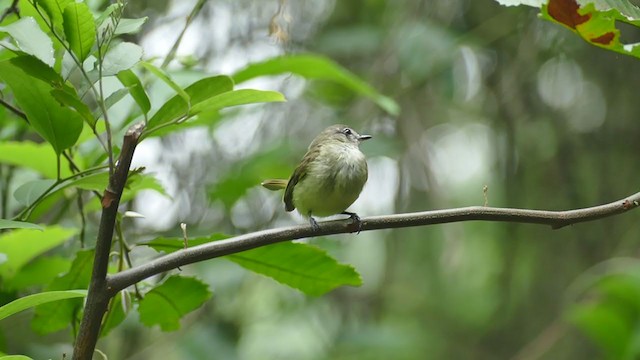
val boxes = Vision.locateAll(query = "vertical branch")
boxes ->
[72,123,145,360]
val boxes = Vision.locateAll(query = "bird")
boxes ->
[261,124,371,231]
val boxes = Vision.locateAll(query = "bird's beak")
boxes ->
[358,134,372,141]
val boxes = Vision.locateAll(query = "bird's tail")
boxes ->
[261,179,288,191]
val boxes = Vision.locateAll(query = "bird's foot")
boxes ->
[309,217,320,231]
[342,212,362,234]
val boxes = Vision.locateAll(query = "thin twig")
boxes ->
[106,191,640,294]
[161,0,206,69]
[13,164,109,221]
[76,191,86,248]
[0,0,20,23]
[0,98,28,122]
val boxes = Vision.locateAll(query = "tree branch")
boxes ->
[73,123,145,360]
[106,191,640,294]
[0,98,28,123]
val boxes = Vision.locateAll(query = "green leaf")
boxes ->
[34,0,73,31]
[95,2,121,27]
[144,112,221,139]
[64,171,109,192]
[0,219,43,231]
[567,302,631,359]
[100,87,131,118]
[125,172,169,197]
[32,249,93,334]
[145,233,362,296]
[539,0,640,59]
[232,54,399,115]
[101,291,128,337]
[188,89,285,116]
[50,88,96,127]
[4,256,71,291]
[13,179,57,206]
[140,61,190,104]
[0,17,55,66]
[102,42,143,76]
[138,275,212,331]
[0,141,74,179]
[0,290,87,322]
[117,69,151,114]
[228,242,362,296]
[63,2,96,62]
[114,17,148,35]
[0,226,77,279]
[0,57,84,154]
[4,53,62,85]
[146,75,233,129]
[0,355,34,360]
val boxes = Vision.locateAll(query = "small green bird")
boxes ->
[262,124,371,230]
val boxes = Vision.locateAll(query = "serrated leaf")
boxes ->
[141,235,362,295]
[0,17,54,66]
[140,61,189,104]
[0,226,76,279]
[0,57,84,154]
[102,42,143,76]
[146,75,233,129]
[0,290,87,322]
[538,0,640,58]
[228,242,362,296]
[5,54,63,85]
[232,54,399,115]
[63,2,96,62]
[125,172,169,197]
[0,219,43,231]
[32,249,93,334]
[34,0,73,31]
[188,89,285,116]
[117,69,151,114]
[138,275,212,331]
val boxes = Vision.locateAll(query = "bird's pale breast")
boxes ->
[292,143,368,218]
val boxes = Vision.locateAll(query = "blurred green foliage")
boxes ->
[0,0,639,359]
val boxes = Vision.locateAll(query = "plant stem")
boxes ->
[107,191,640,293]
[73,123,144,360]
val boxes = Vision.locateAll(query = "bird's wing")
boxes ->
[284,149,316,212]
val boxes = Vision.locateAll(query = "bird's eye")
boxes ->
[342,128,352,135]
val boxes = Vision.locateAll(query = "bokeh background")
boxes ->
[6,0,640,358]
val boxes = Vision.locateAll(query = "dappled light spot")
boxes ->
[536,57,583,110]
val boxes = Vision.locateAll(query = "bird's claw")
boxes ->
[309,217,320,231]
[343,212,362,234]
